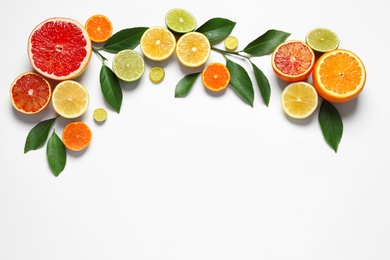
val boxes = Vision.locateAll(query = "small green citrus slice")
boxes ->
[305,28,339,53]
[224,35,238,51]
[112,49,145,82]
[165,8,197,34]
[149,66,165,83]
[93,108,107,122]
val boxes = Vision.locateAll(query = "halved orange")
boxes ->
[271,40,315,82]
[202,62,230,92]
[85,14,113,43]
[312,49,366,103]
[140,26,176,61]
[62,121,92,151]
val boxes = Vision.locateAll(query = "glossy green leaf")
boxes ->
[100,64,123,113]
[46,130,66,177]
[103,27,149,53]
[251,62,271,106]
[24,117,57,153]
[175,72,200,98]
[242,29,291,56]
[319,100,343,153]
[226,59,254,107]
[196,18,236,43]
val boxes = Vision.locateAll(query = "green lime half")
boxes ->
[93,108,107,122]
[149,66,165,83]
[224,35,239,51]
[112,49,145,82]
[165,8,197,34]
[306,28,339,53]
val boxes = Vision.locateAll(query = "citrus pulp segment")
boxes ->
[281,82,318,119]
[112,49,145,82]
[149,66,165,83]
[85,14,113,43]
[224,35,239,51]
[93,108,107,122]
[176,32,211,68]
[202,62,231,92]
[52,80,89,118]
[140,26,176,61]
[271,40,315,82]
[165,8,197,34]
[312,49,366,103]
[28,17,92,81]
[10,72,52,114]
[62,121,92,151]
[306,28,339,53]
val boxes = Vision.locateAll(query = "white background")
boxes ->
[1,0,389,259]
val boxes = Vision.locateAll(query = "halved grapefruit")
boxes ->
[28,17,92,81]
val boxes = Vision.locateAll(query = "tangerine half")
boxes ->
[202,62,230,92]
[85,14,113,43]
[62,121,92,151]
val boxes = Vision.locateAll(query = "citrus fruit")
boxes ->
[93,108,107,122]
[85,14,113,43]
[281,82,318,119]
[10,72,52,114]
[176,32,211,68]
[271,40,315,82]
[149,66,165,83]
[224,35,239,51]
[165,8,197,34]
[112,49,145,82]
[202,62,230,92]
[52,80,89,118]
[62,121,92,151]
[28,17,92,81]
[140,26,176,61]
[306,28,339,53]
[312,49,366,103]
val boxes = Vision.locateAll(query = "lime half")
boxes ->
[149,66,165,83]
[224,35,239,51]
[306,28,339,53]
[112,49,145,82]
[93,108,107,122]
[165,8,197,34]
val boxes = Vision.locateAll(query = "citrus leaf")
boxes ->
[100,64,123,113]
[175,72,200,98]
[46,130,66,177]
[251,62,271,106]
[226,59,254,107]
[242,29,291,56]
[103,27,149,53]
[319,100,343,153]
[24,117,57,153]
[196,18,236,43]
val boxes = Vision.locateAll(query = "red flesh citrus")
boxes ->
[28,17,92,81]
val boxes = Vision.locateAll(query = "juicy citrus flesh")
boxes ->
[224,35,239,51]
[85,14,113,42]
[165,8,197,34]
[313,49,366,103]
[272,40,315,82]
[52,80,89,118]
[149,66,165,83]
[93,108,107,122]
[10,72,51,114]
[62,121,92,151]
[28,17,92,81]
[281,82,318,119]
[176,32,211,68]
[202,62,231,92]
[112,49,145,82]
[306,28,339,53]
[140,26,176,61]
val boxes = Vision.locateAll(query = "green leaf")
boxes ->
[251,62,271,106]
[24,117,57,153]
[242,29,291,56]
[103,27,149,53]
[319,100,343,153]
[226,59,254,107]
[100,64,123,113]
[46,130,66,177]
[175,72,200,98]
[196,18,236,43]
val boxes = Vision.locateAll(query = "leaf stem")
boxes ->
[211,46,250,61]
[92,47,108,63]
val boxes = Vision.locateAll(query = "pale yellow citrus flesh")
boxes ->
[112,49,145,82]
[140,26,176,61]
[281,82,318,119]
[176,32,211,68]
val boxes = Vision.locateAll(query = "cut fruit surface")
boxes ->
[272,40,315,82]
[149,66,165,83]
[93,108,107,122]
[140,26,176,61]
[202,62,230,92]
[224,35,238,51]
[176,32,211,68]
[312,49,366,103]
[306,28,339,53]
[52,80,89,118]
[112,49,145,82]
[85,14,113,43]
[62,121,92,151]
[165,8,197,34]
[10,72,52,114]
[281,82,318,119]
[28,17,92,81]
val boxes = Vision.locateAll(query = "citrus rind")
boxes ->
[165,8,197,34]
[281,82,318,119]
[306,28,339,53]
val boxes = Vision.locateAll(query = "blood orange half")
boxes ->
[28,17,92,81]
[10,72,52,114]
